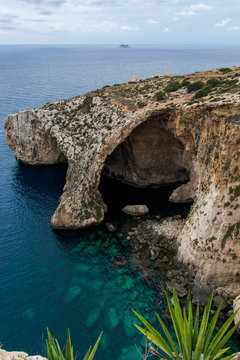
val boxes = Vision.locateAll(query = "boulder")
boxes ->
[192,283,212,306]
[105,222,117,232]
[121,205,149,216]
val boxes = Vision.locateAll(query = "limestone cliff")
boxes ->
[4,67,240,295]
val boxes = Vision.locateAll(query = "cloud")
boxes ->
[215,18,230,27]
[229,25,240,30]
[148,18,159,24]
[121,25,139,31]
[178,2,212,17]
[190,3,212,11]
[163,27,169,32]
[178,10,199,16]
[173,16,178,21]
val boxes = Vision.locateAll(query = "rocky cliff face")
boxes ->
[4,67,240,296]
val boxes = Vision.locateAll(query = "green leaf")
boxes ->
[193,290,214,360]
[165,292,184,354]
[65,329,73,360]
[83,347,92,360]
[220,353,240,360]
[208,321,240,360]
[187,289,193,337]
[133,309,175,358]
[206,309,240,358]
[156,313,181,360]
[86,331,103,360]
[203,301,222,354]
[212,347,230,360]
[134,325,175,359]
[192,302,200,350]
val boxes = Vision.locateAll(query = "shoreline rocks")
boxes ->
[0,349,46,360]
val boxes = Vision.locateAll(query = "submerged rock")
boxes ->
[121,205,149,216]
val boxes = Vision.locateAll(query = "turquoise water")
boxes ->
[1,45,240,358]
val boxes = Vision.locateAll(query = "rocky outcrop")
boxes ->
[0,349,46,360]
[4,67,240,295]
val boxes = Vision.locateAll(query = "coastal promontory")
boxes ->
[5,67,240,297]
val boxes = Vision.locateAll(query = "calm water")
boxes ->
[1,45,240,358]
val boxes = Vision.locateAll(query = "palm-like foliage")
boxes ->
[133,289,240,360]
[46,328,102,360]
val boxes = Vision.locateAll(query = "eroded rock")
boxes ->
[4,67,240,295]
[121,204,149,216]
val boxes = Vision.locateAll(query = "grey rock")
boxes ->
[213,295,227,310]
[162,256,169,263]
[192,283,212,306]
[105,222,117,232]
[121,204,149,216]
[166,281,187,298]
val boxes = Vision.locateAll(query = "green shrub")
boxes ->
[164,81,182,92]
[207,78,222,87]
[219,67,232,74]
[194,84,213,98]
[187,81,204,92]
[46,328,102,360]
[133,289,239,360]
[155,90,166,100]
[181,78,191,87]
[137,101,146,108]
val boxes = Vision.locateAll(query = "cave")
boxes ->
[99,115,193,220]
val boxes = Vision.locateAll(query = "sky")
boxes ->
[1,0,240,45]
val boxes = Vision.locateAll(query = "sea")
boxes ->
[1,45,240,359]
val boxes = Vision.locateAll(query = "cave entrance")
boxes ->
[99,115,193,221]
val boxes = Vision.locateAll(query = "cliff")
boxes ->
[4,67,240,296]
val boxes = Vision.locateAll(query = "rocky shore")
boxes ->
[110,213,238,321]
[0,349,46,360]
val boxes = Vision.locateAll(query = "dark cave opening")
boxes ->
[98,115,193,221]
[99,175,191,221]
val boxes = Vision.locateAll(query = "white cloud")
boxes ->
[148,18,159,24]
[215,18,230,27]
[178,2,212,17]
[229,25,240,30]
[121,25,139,31]
[178,10,199,16]
[173,16,178,21]
[163,27,169,32]
[190,3,212,11]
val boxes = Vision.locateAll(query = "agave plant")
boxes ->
[46,328,102,360]
[133,289,240,360]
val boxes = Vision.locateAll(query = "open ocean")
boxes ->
[1,45,240,359]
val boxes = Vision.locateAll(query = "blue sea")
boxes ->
[1,45,240,359]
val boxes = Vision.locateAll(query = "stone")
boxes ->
[0,350,47,360]
[121,205,149,216]
[213,295,227,310]
[166,281,187,298]
[105,222,117,232]
[192,284,212,306]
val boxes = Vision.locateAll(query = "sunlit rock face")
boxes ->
[4,67,240,295]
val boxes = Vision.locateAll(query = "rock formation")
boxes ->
[4,67,240,297]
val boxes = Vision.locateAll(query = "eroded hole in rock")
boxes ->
[99,115,193,220]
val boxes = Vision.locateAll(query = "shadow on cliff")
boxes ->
[12,161,68,203]
[99,175,192,222]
